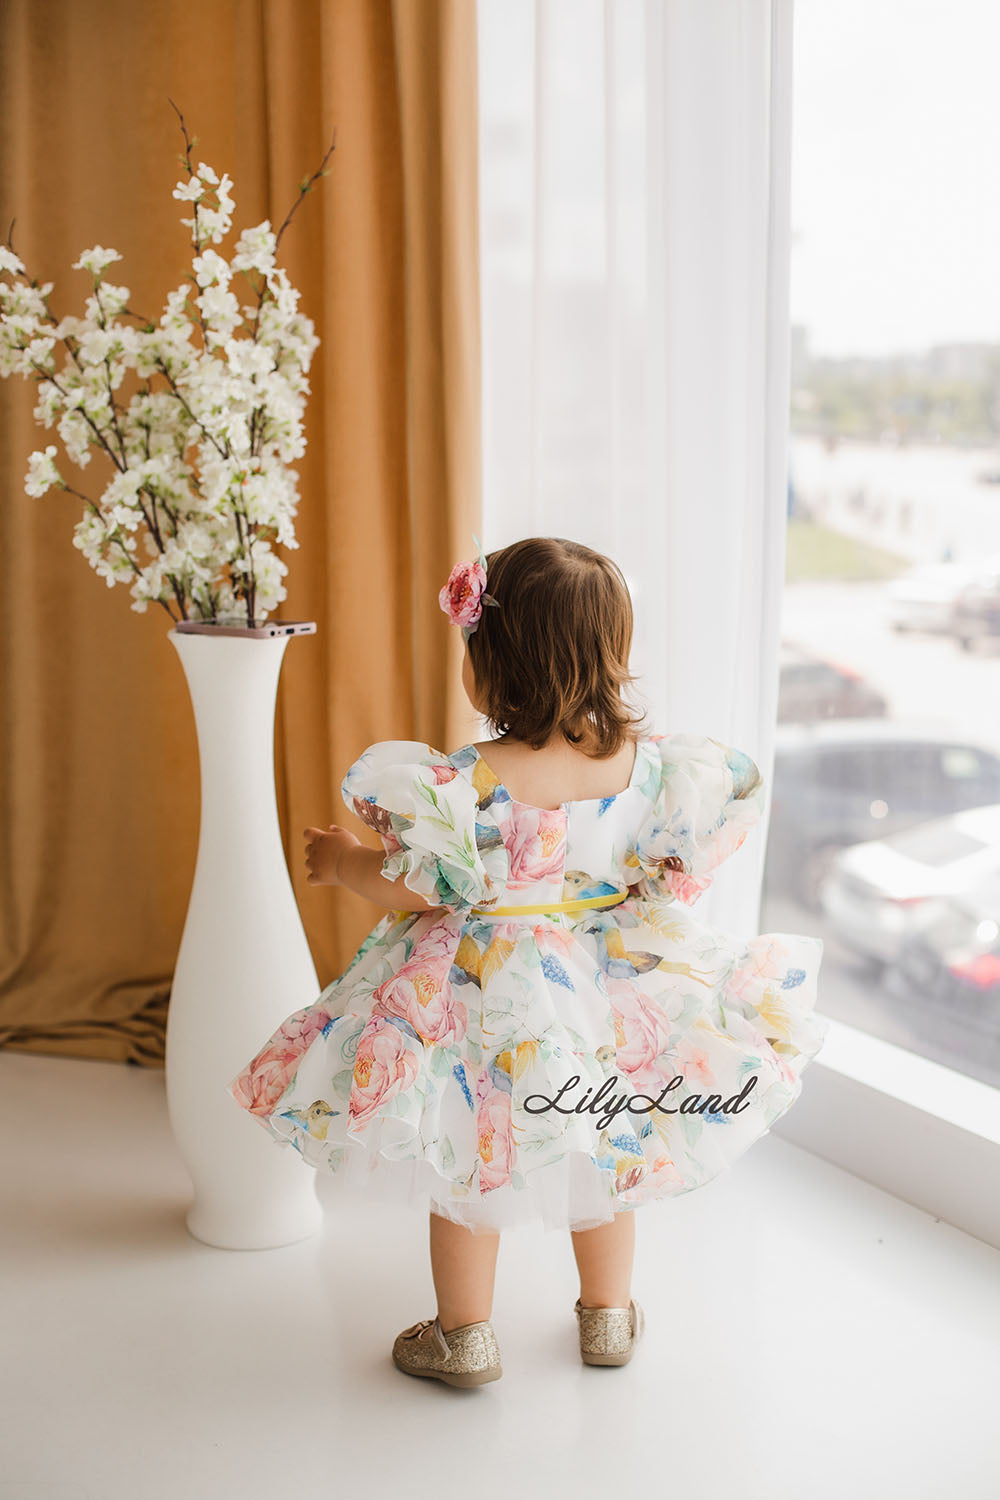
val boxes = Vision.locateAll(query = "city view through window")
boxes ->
[761,0,1000,1090]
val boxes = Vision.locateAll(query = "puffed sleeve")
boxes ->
[630,733,765,906]
[340,740,509,913]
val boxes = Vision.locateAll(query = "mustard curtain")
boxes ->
[0,0,483,1066]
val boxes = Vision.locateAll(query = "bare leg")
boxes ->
[570,1210,636,1307]
[429,1209,501,1332]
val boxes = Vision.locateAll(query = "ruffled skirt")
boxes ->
[226,896,828,1235]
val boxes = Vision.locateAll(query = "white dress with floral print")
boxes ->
[227,734,828,1235]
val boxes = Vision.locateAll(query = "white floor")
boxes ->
[2,1049,999,1500]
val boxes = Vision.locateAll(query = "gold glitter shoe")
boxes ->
[392,1315,503,1387]
[574,1297,645,1366]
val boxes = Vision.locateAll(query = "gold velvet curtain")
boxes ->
[0,0,483,1066]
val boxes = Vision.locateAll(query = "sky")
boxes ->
[476,0,999,363]
[791,0,1000,358]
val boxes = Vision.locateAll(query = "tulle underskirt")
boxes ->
[263,1110,643,1235]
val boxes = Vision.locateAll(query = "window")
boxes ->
[773,0,1000,1113]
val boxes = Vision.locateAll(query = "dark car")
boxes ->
[778,642,888,723]
[763,721,1000,911]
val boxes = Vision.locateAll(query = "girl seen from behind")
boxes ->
[228,535,827,1386]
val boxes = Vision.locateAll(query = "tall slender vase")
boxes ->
[166,629,324,1250]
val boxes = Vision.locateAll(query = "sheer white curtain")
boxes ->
[476,0,795,937]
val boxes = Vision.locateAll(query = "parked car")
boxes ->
[778,642,888,723]
[818,803,1000,966]
[764,721,1000,912]
[884,561,979,635]
[881,874,1000,1041]
[949,559,1000,651]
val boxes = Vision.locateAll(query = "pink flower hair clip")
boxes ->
[438,533,502,642]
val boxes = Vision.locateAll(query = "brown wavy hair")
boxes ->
[465,536,651,756]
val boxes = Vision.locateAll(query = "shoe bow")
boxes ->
[399,1316,452,1360]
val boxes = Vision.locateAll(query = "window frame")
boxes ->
[771,1016,1000,1252]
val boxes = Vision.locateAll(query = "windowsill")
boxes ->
[813,1017,1000,1146]
[772,1015,1000,1251]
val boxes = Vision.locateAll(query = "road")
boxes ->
[781,579,1000,746]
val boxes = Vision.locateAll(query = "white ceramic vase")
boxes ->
[166,628,324,1250]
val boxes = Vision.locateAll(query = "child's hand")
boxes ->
[303,823,361,886]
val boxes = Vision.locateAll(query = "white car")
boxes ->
[819,803,1000,966]
[884,561,981,634]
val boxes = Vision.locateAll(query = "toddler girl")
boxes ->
[228,534,827,1387]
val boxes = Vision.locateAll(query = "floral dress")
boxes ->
[227,734,828,1235]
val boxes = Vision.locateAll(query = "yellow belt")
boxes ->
[469,891,630,917]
